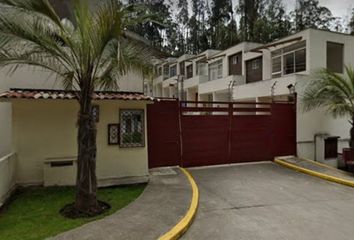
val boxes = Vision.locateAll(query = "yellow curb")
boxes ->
[158,167,199,240]
[300,157,350,174]
[275,158,354,188]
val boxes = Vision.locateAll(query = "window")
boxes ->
[246,57,263,83]
[251,59,261,70]
[186,64,193,79]
[229,53,242,75]
[272,56,282,78]
[120,110,144,148]
[208,60,223,81]
[163,65,169,79]
[158,67,162,76]
[327,42,344,73]
[295,49,306,72]
[196,62,207,76]
[180,61,185,75]
[170,65,177,78]
[271,40,306,78]
[283,52,295,74]
[232,55,239,64]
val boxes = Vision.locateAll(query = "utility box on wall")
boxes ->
[43,157,77,187]
[315,134,339,167]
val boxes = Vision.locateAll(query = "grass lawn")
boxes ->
[0,184,146,240]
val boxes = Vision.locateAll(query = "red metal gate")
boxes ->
[147,100,181,168]
[147,100,296,168]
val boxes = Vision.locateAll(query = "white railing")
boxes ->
[0,152,16,207]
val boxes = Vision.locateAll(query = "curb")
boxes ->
[158,167,199,240]
[275,158,354,188]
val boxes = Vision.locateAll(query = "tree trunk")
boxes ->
[75,92,99,214]
[351,117,354,149]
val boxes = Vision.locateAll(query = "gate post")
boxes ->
[227,102,233,164]
[178,99,184,167]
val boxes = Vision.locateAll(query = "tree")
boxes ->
[127,0,171,50]
[292,0,335,31]
[209,0,238,49]
[349,8,354,35]
[237,0,264,41]
[0,0,152,216]
[302,67,354,148]
[176,0,189,53]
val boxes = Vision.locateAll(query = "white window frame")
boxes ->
[208,59,223,81]
[232,55,239,65]
[251,59,261,70]
[271,42,306,78]
[169,65,177,78]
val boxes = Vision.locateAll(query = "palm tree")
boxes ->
[302,67,354,148]
[0,0,154,215]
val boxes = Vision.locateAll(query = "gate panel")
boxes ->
[147,100,180,168]
[147,100,296,168]
[231,116,273,163]
[181,115,229,167]
[271,103,297,157]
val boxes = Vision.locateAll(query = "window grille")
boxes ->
[108,124,119,145]
[92,105,99,122]
[120,110,145,148]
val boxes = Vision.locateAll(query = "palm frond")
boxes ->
[0,0,62,27]
[302,68,354,118]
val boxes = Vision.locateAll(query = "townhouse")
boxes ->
[150,29,354,163]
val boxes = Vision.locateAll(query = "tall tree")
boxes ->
[176,0,189,54]
[237,0,264,42]
[188,0,206,53]
[292,0,335,31]
[251,0,291,43]
[0,0,153,215]
[349,8,354,35]
[127,0,171,50]
[209,0,238,49]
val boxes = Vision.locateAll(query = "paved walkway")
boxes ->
[276,156,354,182]
[54,167,192,240]
[183,162,354,240]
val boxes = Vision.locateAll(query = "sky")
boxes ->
[230,0,354,19]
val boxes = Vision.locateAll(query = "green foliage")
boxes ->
[349,8,354,35]
[0,0,154,92]
[302,67,354,119]
[237,0,291,43]
[291,0,335,31]
[209,0,238,50]
[0,185,146,240]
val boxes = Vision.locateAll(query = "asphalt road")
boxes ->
[183,162,354,240]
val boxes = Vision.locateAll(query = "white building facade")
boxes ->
[151,29,354,162]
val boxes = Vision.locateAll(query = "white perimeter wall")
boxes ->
[0,153,16,207]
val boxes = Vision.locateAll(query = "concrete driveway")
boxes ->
[182,162,354,240]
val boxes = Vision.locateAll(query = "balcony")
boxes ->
[153,74,170,85]
[233,73,308,100]
[199,75,245,95]
[184,75,208,89]
[162,76,177,88]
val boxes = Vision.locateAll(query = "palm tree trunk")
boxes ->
[75,91,99,214]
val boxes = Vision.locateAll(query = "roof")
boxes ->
[0,89,154,101]
[250,36,303,52]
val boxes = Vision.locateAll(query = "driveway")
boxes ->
[183,162,354,240]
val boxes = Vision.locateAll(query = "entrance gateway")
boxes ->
[147,99,296,168]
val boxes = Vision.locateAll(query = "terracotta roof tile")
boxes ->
[0,89,154,101]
